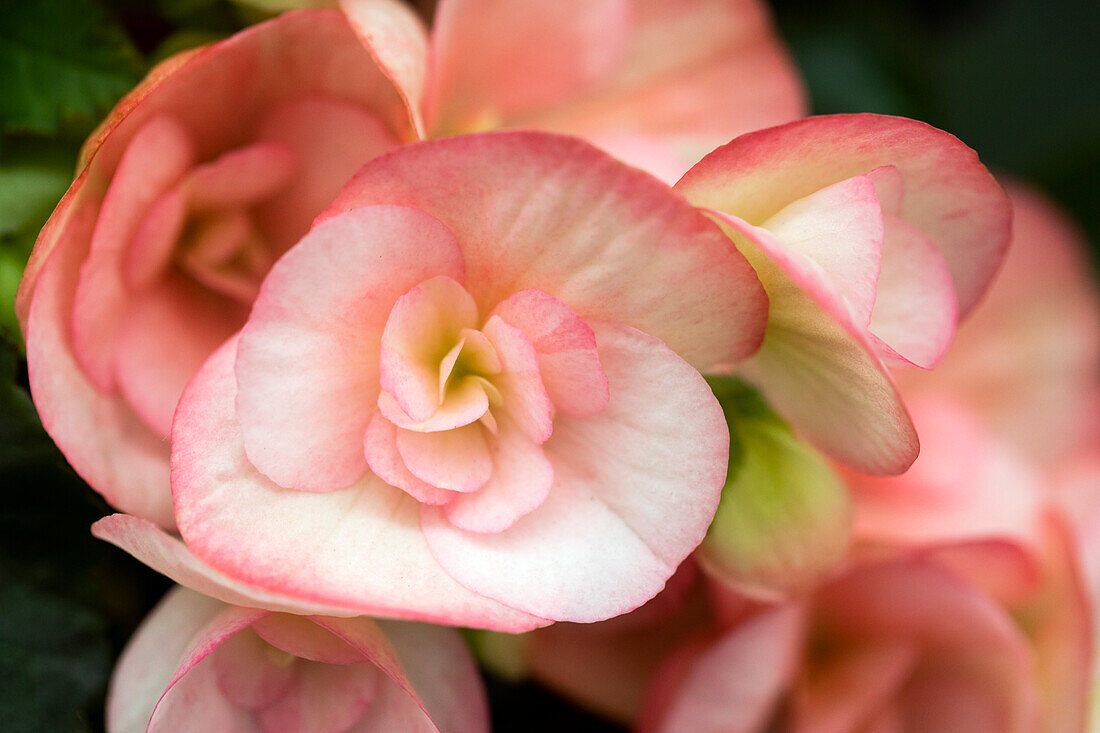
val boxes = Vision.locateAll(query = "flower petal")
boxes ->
[849,399,1044,556]
[868,212,958,368]
[421,321,728,622]
[520,0,808,178]
[379,275,479,423]
[396,423,492,493]
[441,417,554,533]
[760,172,883,329]
[254,95,402,255]
[490,289,608,417]
[71,115,196,392]
[321,131,768,370]
[339,0,430,137]
[114,276,244,438]
[147,603,270,731]
[424,0,631,132]
[254,661,380,732]
[235,205,464,492]
[28,223,175,527]
[713,212,918,475]
[211,627,298,710]
[183,141,296,211]
[482,315,553,443]
[106,587,227,733]
[639,605,805,733]
[363,412,458,505]
[92,514,368,617]
[171,339,548,631]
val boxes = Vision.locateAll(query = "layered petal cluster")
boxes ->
[17,10,413,527]
[676,114,1012,475]
[155,132,766,629]
[108,586,487,733]
[346,0,806,180]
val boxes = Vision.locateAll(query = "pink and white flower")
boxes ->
[107,586,487,732]
[345,0,807,181]
[676,114,1012,475]
[138,131,767,630]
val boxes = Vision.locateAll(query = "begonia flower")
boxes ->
[107,586,487,732]
[17,10,414,527]
[343,0,807,181]
[19,0,803,530]
[106,131,766,630]
[676,113,1012,475]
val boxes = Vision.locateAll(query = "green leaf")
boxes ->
[0,0,143,135]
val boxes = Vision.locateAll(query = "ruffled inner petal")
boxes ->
[114,275,245,438]
[490,289,608,417]
[396,423,492,493]
[363,412,457,505]
[234,206,465,493]
[377,378,489,433]
[255,96,402,255]
[482,315,553,444]
[441,417,554,533]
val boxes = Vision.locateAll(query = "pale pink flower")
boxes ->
[99,131,766,630]
[344,0,807,181]
[107,586,487,733]
[676,114,1012,475]
[19,0,803,529]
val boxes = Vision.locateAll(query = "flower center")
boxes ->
[377,276,504,433]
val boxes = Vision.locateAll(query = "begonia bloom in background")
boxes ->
[123,131,766,630]
[108,586,487,733]
[677,113,1012,475]
[642,521,1090,733]
[345,0,806,181]
[18,0,802,530]
[16,10,413,527]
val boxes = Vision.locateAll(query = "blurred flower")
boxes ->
[107,586,487,732]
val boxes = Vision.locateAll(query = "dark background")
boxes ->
[0,0,1096,730]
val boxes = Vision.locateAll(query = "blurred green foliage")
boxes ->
[0,1,1094,730]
